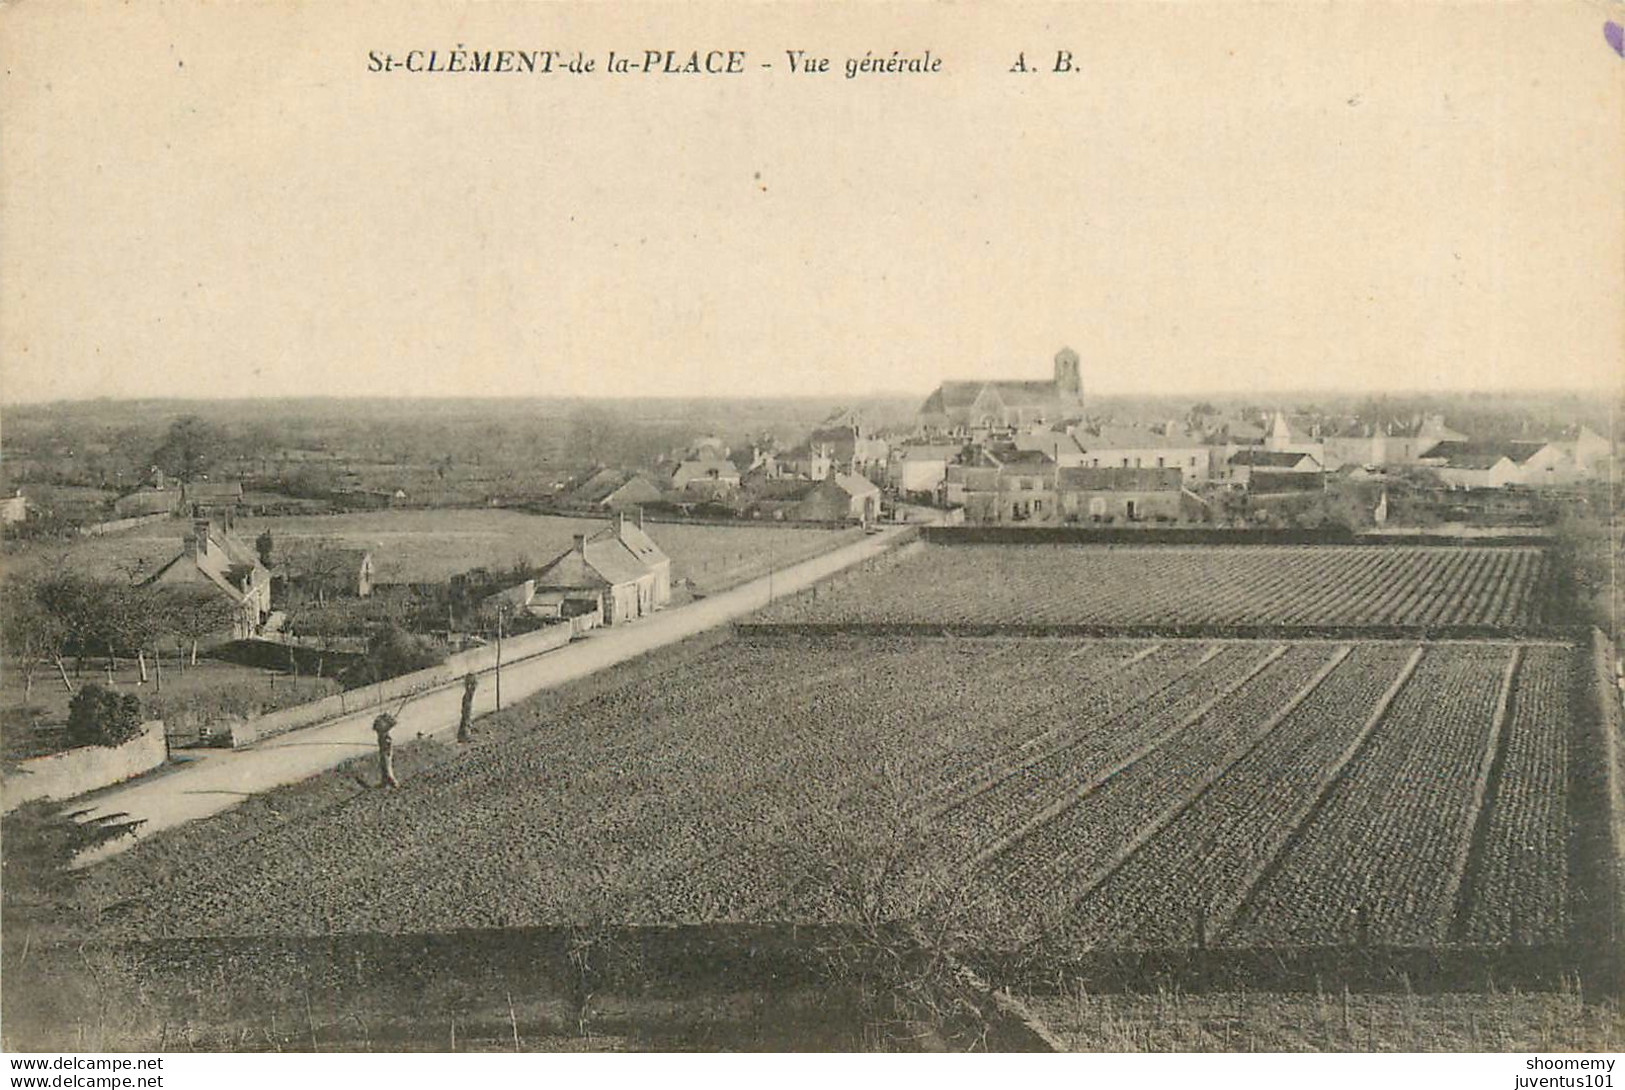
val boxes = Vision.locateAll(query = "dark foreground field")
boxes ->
[51,634,1599,952]
[5,532,1620,1052]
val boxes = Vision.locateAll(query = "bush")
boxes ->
[343,625,448,687]
[65,684,143,748]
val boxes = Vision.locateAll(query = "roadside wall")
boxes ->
[922,525,1550,547]
[230,622,578,747]
[2,721,167,812]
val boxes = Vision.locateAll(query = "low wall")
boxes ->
[737,622,1587,642]
[2,721,167,812]
[230,623,577,747]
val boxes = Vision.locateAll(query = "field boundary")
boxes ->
[1576,629,1624,994]
[1447,646,1523,942]
[736,622,1587,642]
[1218,646,1426,941]
[969,645,1292,871]
[920,526,1553,548]
[1063,645,1354,917]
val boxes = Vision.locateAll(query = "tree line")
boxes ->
[1,571,237,704]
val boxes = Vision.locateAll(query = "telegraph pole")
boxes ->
[494,604,504,711]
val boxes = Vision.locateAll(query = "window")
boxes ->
[1156,456,1165,468]
[1190,456,1197,467]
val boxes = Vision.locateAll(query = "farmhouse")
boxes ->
[667,456,741,493]
[281,546,375,601]
[180,480,245,516]
[1227,448,1322,487]
[790,472,882,524]
[532,513,671,625]
[112,488,181,519]
[918,347,1085,435]
[143,519,272,638]
[1424,439,1577,489]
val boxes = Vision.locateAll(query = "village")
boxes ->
[0,348,1615,770]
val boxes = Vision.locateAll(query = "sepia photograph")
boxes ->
[1,0,1622,1073]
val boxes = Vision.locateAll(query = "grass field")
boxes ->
[757,544,1555,629]
[0,510,861,594]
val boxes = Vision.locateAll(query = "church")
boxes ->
[916,347,1085,435]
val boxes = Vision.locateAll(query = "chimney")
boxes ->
[573,533,586,555]
[636,506,645,531]
[192,518,211,560]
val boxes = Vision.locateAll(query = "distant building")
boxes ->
[1072,424,1212,484]
[112,488,181,519]
[1056,467,1200,523]
[143,519,271,638]
[667,456,741,493]
[1227,448,1323,487]
[945,449,1057,523]
[791,472,882,523]
[918,347,1085,435]
[1424,439,1575,489]
[181,480,245,516]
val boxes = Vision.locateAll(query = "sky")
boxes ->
[2,2,1621,404]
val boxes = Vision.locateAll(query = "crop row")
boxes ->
[1228,646,1512,947]
[1065,642,1420,948]
[87,634,1579,951]
[977,645,1337,904]
[1458,644,1573,944]
[756,545,1549,629]
[931,644,1284,862]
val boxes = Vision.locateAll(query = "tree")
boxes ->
[255,529,275,569]
[32,571,105,678]
[162,585,239,666]
[0,580,69,703]
[150,415,224,483]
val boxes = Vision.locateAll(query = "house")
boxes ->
[1072,424,1212,484]
[112,487,181,519]
[1055,467,1201,523]
[1424,439,1575,489]
[282,547,375,601]
[532,513,671,625]
[918,347,1086,435]
[143,519,272,638]
[791,472,883,524]
[180,480,245,516]
[600,474,665,510]
[945,448,1058,523]
[1555,426,1613,475]
[667,456,741,493]
[1227,449,1323,487]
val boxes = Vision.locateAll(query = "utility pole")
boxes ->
[494,604,504,711]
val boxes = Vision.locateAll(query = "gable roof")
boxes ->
[1424,439,1550,468]
[1229,449,1320,468]
[144,524,268,603]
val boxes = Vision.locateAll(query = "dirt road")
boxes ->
[69,525,911,864]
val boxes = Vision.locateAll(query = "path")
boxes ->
[69,525,914,864]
